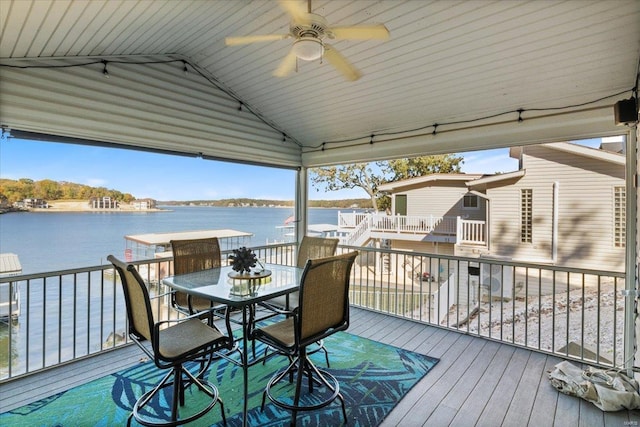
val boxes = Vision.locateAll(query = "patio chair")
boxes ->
[258,236,339,364]
[251,251,358,426]
[170,237,225,322]
[108,255,230,427]
[265,236,338,307]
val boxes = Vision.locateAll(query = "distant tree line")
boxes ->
[0,179,371,208]
[160,198,371,209]
[0,178,135,203]
[309,199,369,208]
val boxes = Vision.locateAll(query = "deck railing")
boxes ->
[338,212,486,245]
[338,245,628,370]
[0,243,629,382]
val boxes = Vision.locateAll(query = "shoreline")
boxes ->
[8,200,362,213]
[30,200,168,213]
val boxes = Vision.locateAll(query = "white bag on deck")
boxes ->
[548,360,640,411]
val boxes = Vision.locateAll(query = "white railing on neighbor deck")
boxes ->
[339,212,485,245]
[371,214,457,235]
[338,211,369,228]
[0,243,629,382]
[457,218,486,244]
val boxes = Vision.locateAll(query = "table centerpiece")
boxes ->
[228,247,271,295]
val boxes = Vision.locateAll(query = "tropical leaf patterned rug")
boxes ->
[1,332,438,426]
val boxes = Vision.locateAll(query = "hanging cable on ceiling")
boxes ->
[0,57,303,148]
[305,87,634,153]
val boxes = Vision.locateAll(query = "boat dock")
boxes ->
[0,253,21,319]
[123,229,254,261]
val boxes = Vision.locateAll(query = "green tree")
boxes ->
[0,178,137,203]
[62,184,79,199]
[35,179,62,199]
[310,154,464,210]
[384,154,464,180]
[310,164,384,211]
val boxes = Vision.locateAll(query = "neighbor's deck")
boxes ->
[2,307,639,426]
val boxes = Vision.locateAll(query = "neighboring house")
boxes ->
[374,174,484,255]
[131,198,156,210]
[469,142,625,272]
[21,198,48,209]
[89,196,119,209]
[340,142,625,273]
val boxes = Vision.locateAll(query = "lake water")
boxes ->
[0,206,347,274]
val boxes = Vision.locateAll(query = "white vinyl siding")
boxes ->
[403,183,485,222]
[486,144,625,272]
[614,186,625,247]
[521,189,533,243]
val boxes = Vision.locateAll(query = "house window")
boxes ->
[521,189,532,243]
[462,194,479,210]
[614,186,625,247]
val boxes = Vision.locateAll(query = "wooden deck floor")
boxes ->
[2,307,640,426]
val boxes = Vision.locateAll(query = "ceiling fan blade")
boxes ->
[273,49,298,77]
[329,24,390,40]
[225,34,289,46]
[278,0,311,25]
[323,44,362,81]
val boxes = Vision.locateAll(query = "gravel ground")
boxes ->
[439,285,628,366]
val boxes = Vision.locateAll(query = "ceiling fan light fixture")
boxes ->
[292,37,323,61]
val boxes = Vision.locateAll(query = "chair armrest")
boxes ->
[258,301,297,316]
[154,310,215,330]
[149,289,175,303]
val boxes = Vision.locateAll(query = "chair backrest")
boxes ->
[107,255,154,342]
[296,251,358,346]
[296,236,339,268]
[171,237,221,275]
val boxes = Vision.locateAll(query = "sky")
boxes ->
[0,136,611,201]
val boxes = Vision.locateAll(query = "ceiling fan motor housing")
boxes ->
[290,13,329,39]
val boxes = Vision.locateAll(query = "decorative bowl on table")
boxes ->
[228,270,272,296]
[228,246,257,275]
[227,247,271,295]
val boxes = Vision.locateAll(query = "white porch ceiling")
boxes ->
[1,0,638,167]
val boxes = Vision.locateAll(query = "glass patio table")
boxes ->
[162,263,303,427]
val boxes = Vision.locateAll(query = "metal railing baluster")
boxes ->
[0,243,628,381]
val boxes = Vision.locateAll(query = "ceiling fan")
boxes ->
[225,0,390,81]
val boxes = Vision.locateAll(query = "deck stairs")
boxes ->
[339,215,373,246]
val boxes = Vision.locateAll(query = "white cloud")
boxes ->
[85,178,108,187]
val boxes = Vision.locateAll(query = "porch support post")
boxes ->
[626,126,638,376]
[295,167,308,245]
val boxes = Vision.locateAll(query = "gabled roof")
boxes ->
[378,173,483,192]
[466,170,526,187]
[509,142,625,166]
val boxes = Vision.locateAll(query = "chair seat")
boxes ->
[255,317,295,349]
[158,319,226,361]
